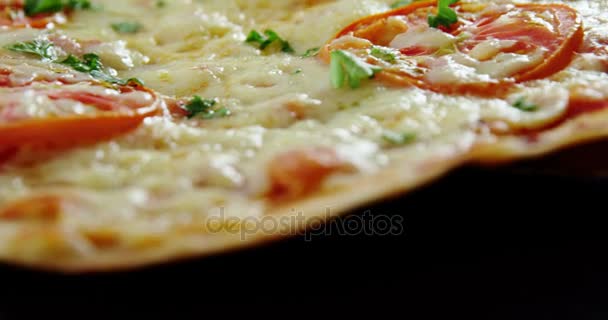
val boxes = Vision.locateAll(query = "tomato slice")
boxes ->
[0,195,64,221]
[0,2,66,29]
[0,82,160,157]
[504,87,608,137]
[322,0,583,96]
[268,147,345,201]
[0,69,12,86]
[563,85,608,121]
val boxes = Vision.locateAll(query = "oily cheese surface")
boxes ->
[0,0,607,271]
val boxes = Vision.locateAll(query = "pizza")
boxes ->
[0,0,606,271]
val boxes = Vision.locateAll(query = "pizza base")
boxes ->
[3,107,608,273]
[0,0,607,272]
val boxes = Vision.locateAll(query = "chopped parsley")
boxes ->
[24,0,91,16]
[512,97,539,112]
[302,47,320,58]
[156,0,166,8]
[6,40,57,61]
[111,21,143,34]
[246,29,294,53]
[60,53,142,86]
[182,96,231,119]
[330,50,382,89]
[60,53,105,74]
[382,131,417,145]
[370,46,397,63]
[66,0,92,10]
[24,0,63,15]
[428,0,459,29]
[6,37,143,86]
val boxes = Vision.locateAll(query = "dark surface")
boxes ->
[1,166,608,318]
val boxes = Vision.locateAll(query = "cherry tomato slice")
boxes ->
[322,0,583,96]
[0,2,66,29]
[268,147,345,201]
[0,83,160,153]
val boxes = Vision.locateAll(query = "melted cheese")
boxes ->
[0,0,607,264]
[390,26,457,50]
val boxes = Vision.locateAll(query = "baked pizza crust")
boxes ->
[0,0,607,272]
[7,107,608,273]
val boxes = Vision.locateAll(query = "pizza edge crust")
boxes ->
[3,108,608,273]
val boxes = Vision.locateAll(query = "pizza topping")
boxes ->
[181,95,231,119]
[0,60,92,87]
[389,25,457,53]
[330,49,382,89]
[565,84,608,119]
[82,40,150,70]
[0,0,606,270]
[574,23,608,72]
[323,1,584,96]
[24,0,91,16]
[5,39,145,87]
[566,97,608,120]
[479,86,570,130]
[0,0,90,28]
[268,147,345,201]
[0,85,156,122]
[427,0,459,29]
[302,47,321,58]
[60,53,143,86]
[511,97,538,112]
[382,131,417,146]
[571,53,608,73]
[61,54,102,73]
[0,82,160,153]
[0,3,64,28]
[246,29,295,54]
[111,21,143,34]
[5,39,58,61]
[507,85,608,133]
[0,195,64,222]
[370,46,398,63]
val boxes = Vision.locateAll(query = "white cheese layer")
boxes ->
[0,0,606,260]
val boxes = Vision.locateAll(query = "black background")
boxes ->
[1,152,608,318]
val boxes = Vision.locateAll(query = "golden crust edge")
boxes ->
[5,108,608,273]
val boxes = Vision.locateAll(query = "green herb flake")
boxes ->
[156,0,166,8]
[6,38,142,87]
[428,0,459,29]
[24,0,91,16]
[246,29,294,53]
[6,40,57,61]
[61,53,101,73]
[330,50,382,89]
[382,131,417,145]
[205,107,231,119]
[512,97,539,112]
[66,0,91,10]
[302,47,320,58]
[182,96,231,119]
[24,0,63,16]
[111,21,143,34]
[370,46,397,63]
[60,53,143,86]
